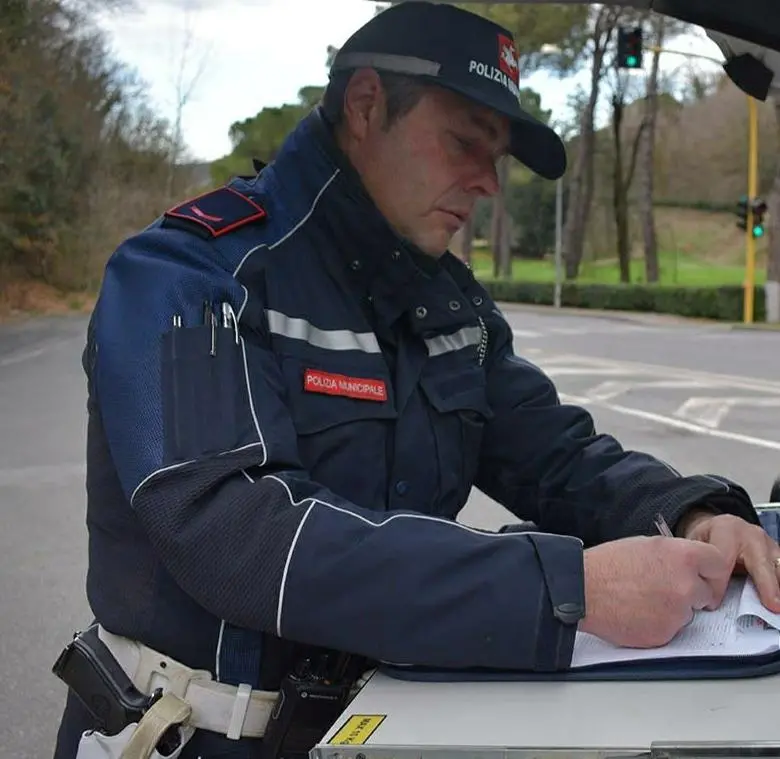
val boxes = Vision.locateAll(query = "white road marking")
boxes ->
[674,398,733,429]
[512,324,688,340]
[527,354,611,367]
[675,396,780,429]
[533,352,780,396]
[546,326,654,335]
[0,347,46,367]
[560,392,780,451]
[585,379,716,401]
[544,367,635,378]
[517,350,780,448]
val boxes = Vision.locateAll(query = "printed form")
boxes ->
[572,577,780,668]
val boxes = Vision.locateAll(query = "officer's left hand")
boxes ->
[679,511,780,613]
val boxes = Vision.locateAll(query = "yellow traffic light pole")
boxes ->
[646,45,760,323]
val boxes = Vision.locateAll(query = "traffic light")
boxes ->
[617,26,643,69]
[736,195,749,230]
[752,198,767,238]
[735,195,768,239]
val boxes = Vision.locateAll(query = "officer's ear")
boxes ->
[341,68,387,144]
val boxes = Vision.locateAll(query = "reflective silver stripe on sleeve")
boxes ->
[425,326,483,357]
[265,309,381,353]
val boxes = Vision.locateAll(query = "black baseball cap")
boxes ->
[329,1,566,180]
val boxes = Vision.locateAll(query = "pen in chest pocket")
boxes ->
[169,314,183,458]
[201,300,217,356]
[171,314,182,360]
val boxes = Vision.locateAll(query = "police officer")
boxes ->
[53,2,780,758]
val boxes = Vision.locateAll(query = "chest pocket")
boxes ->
[280,353,397,511]
[419,365,493,517]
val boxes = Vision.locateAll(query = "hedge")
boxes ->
[652,199,738,214]
[478,280,766,322]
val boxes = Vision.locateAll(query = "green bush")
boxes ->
[478,281,766,322]
[653,198,737,213]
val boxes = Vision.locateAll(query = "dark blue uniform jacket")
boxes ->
[59,106,757,753]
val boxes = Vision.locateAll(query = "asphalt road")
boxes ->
[2,308,780,758]
[461,306,780,529]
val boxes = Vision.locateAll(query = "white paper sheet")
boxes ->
[572,577,780,668]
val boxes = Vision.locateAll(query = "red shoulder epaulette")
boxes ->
[163,186,267,238]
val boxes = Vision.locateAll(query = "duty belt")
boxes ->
[96,625,277,740]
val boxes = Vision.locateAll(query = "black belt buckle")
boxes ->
[259,674,352,759]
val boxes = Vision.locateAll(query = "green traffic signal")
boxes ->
[617,26,643,69]
[751,199,768,239]
[735,196,767,239]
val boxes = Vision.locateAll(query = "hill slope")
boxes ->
[574,77,779,263]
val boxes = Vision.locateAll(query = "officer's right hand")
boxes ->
[578,535,731,648]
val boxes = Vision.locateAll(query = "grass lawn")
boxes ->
[470,249,767,287]
[468,206,771,288]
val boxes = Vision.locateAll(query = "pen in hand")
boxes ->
[654,513,674,537]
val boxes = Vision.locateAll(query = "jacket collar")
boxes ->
[266,107,477,334]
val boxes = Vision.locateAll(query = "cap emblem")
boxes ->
[498,34,519,85]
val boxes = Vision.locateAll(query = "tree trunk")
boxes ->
[639,16,664,283]
[562,10,612,280]
[491,156,512,279]
[612,96,631,283]
[491,193,501,279]
[461,213,475,267]
[562,93,599,280]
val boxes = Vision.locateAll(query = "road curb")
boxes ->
[493,302,727,328]
[728,323,780,332]
[495,302,780,332]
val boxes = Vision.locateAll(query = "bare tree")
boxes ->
[165,0,211,198]
[562,4,622,280]
[678,63,724,103]
[609,80,647,282]
[460,212,475,266]
[491,157,513,278]
[636,15,665,282]
[594,8,654,282]
[636,13,695,282]
[592,10,694,284]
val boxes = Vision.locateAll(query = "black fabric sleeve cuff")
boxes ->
[526,532,584,671]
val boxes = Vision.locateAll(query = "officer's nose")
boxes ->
[465,158,500,198]
[483,161,500,197]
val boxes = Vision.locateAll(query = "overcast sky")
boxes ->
[96,1,726,164]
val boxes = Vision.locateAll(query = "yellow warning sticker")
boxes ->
[328,714,386,745]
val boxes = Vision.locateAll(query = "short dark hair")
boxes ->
[321,69,428,129]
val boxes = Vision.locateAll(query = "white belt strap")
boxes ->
[227,683,252,740]
[97,625,277,739]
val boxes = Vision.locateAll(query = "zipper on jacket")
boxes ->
[477,315,488,366]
